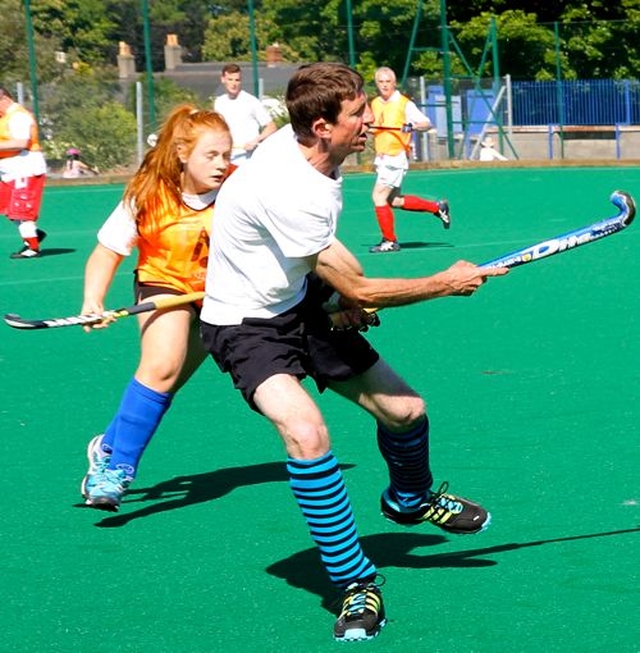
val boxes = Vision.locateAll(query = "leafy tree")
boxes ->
[450,11,560,81]
[0,0,64,86]
[30,0,120,66]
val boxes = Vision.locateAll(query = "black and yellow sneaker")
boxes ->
[381,482,491,534]
[333,579,386,642]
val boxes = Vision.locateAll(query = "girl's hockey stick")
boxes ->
[3,291,374,331]
[480,189,635,269]
[4,291,206,330]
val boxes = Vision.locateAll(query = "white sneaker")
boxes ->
[369,239,401,253]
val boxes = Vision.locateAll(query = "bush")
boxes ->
[46,102,138,172]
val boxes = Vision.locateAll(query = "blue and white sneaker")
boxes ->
[87,468,132,512]
[80,434,110,502]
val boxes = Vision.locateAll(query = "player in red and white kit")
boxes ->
[0,86,48,259]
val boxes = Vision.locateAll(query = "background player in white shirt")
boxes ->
[213,63,277,165]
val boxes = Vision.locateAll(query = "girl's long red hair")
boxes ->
[123,104,230,228]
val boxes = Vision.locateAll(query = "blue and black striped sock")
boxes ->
[377,417,433,512]
[287,451,377,588]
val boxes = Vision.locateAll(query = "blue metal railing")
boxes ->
[512,79,640,126]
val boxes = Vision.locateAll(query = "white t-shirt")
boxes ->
[97,190,220,256]
[201,124,342,325]
[0,103,47,181]
[214,90,273,163]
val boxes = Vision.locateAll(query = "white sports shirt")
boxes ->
[201,124,342,325]
[214,90,273,164]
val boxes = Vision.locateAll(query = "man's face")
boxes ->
[375,73,396,101]
[221,72,242,99]
[327,91,373,160]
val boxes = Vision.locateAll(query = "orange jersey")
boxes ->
[0,103,41,159]
[136,189,214,295]
[135,165,237,295]
[371,94,411,156]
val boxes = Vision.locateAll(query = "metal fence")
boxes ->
[511,79,640,126]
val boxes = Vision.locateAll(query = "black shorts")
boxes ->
[200,292,379,411]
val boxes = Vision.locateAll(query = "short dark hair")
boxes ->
[285,62,364,140]
[221,63,241,76]
[0,86,13,100]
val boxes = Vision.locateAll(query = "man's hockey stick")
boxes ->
[480,189,635,269]
[4,292,206,330]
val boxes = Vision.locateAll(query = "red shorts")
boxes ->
[0,175,45,221]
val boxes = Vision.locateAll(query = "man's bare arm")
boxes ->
[310,239,508,308]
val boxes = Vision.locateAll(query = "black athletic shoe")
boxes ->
[437,200,451,229]
[10,246,40,259]
[334,579,386,642]
[9,229,47,259]
[381,481,491,534]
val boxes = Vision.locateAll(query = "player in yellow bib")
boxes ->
[369,67,450,253]
[79,105,234,511]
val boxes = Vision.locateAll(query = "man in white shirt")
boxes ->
[213,63,277,165]
[201,62,508,643]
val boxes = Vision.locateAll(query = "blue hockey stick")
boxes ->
[480,190,635,270]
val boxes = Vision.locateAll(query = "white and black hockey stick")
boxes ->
[4,291,206,330]
[480,189,635,269]
[4,291,371,332]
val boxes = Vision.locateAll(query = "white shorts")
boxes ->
[374,155,408,189]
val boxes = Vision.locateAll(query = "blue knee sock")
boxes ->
[377,417,433,511]
[106,378,173,478]
[288,451,377,588]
